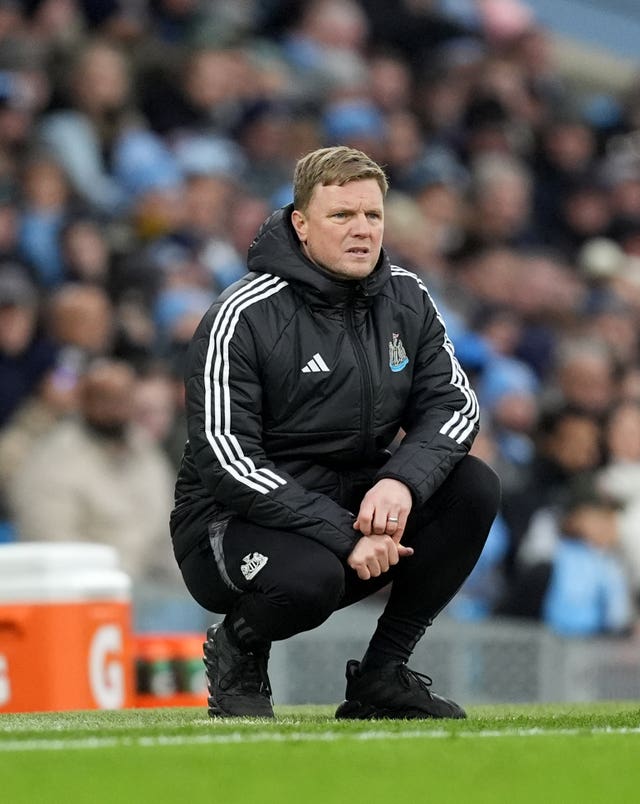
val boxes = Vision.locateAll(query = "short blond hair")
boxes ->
[293,146,388,212]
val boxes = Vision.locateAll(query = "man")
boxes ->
[171,146,500,720]
[9,359,178,586]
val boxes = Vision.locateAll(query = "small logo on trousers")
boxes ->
[240,552,268,580]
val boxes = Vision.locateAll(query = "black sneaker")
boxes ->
[203,622,274,718]
[335,659,466,720]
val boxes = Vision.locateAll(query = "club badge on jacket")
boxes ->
[389,334,409,372]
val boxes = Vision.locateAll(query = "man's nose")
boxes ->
[351,212,370,235]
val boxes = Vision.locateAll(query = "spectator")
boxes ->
[464,153,536,250]
[0,261,63,537]
[37,39,141,215]
[477,349,540,481]
[501,404,603,588]
[47,282,114,357]
[59,215,112,287]
[619,365,640,403]
[401,148,469,257]
[532,111,598,241]
[132,362,181,467]
[584,294,638,370]
[0,186,21,263]
[321,98,387,161]
[367,50,413,115]
[169,135,248,291]
[18,152,76,287]
[551,337,617,417]
[0,264,55,427]
[547,176,613,262]
[139,45,253,139]
[360,0,476,72]
[233,100,295,200]
[598,400,640,600]
[447,427,510,620]
[542,483,633,637]
[7,358,178,585]
[280,0,370,102]
[0,344,81,536]
[383,110,428,187]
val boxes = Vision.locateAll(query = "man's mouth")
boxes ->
[346,247,370,255]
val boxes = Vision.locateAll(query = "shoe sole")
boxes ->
[335,699,466,720]
[208,701,275,719]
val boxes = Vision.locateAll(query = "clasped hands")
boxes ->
[347,478,414,580]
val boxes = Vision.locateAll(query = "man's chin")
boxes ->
[313,256,376,280]
[334,261,376,280]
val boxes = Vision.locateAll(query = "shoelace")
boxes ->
[397,664,434,697]
[221,652,272,696]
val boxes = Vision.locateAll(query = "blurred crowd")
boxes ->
[2,0,640,637]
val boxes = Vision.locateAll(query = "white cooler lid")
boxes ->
[0,542,131,603]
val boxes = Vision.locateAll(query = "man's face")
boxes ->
[291,179,384,279]
[82,367,135,441]
[0,304,36,356]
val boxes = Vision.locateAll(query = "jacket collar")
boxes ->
[247,204,391,307]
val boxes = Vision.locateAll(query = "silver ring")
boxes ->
[387,516,399,523]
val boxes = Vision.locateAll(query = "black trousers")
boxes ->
[179,455,501,656]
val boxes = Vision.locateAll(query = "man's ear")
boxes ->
[291,209,307,243]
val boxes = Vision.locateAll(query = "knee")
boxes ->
[454,455,502,519]
[278,557,345,626]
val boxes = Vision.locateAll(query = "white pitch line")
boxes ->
[1,726,640,753]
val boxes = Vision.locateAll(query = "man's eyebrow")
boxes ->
[327,204,383,214]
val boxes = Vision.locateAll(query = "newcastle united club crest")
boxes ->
[389,333,409,372]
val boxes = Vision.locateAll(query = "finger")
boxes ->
[391,524,405,543]
[385,512,400,535]
[376,552,390,574]
[398,544,414,557]
[356,505,374,536]
[349,555,371,579]
[367,558,382,578]
[387,540,400,566]
[391,512,409,543]
[371,509,388,536]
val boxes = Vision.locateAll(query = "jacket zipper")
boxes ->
[346,307,374,459]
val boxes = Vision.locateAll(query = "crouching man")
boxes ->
[170,146,500,719]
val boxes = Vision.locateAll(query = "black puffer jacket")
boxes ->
[170,205,479,564]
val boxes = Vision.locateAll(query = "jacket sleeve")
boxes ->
[376,288,479,505]
[185,301,358,559]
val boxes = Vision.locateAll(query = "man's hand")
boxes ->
[347,533,414,580]
[348,478,414,579]
[353,478,413,542]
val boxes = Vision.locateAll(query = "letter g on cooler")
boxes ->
[0,653,10,707]
[88,624,125,709]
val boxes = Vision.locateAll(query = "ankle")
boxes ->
[223,616,271,655]
[360,649,404,673]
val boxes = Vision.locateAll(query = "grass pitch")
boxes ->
[2,702,640,804]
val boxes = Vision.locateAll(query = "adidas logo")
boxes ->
[301,352,330,373]
[240,552,268,580]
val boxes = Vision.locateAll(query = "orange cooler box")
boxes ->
[0,542,134,713]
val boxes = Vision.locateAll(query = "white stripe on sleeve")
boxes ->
[391,266,479,444]
[204,274,289,494]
